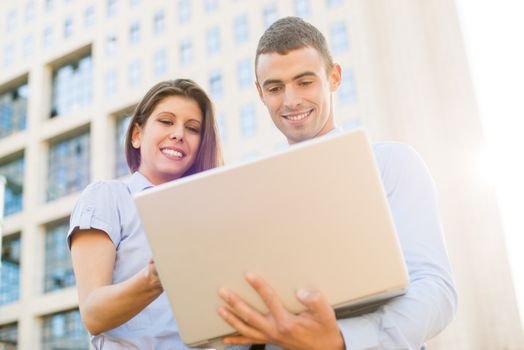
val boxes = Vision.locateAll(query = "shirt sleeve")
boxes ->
[337,143,458,350]
[67,181,123,249]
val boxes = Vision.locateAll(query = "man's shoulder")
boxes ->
[371,142,420,167]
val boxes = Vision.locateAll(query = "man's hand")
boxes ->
[217,272,345,350]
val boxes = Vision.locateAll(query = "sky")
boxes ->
[456,0,524,324]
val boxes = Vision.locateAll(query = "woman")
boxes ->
[68,79,223,349]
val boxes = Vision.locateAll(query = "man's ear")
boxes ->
[131,123,142,149]
[329,63,342,92]
[255,81,264,102]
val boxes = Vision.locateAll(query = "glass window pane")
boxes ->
[209,70,223,99]
[153,48,167,77]
[240,103,257,137]
[42,309,89,350]
[294,0,310,17]
[115,113,132,177]
[233,15,249,44]
[0,82,28,139]
[0,155,24,216]
[179,39,192,66]
[263,3,278,29]
[0,233,21,305]
[338,69,357,104]
[44,221,75,292]
[153,10,165,35]
[47,132,90,201]
[0,323,18,349]
[237,58,252,89]
[330,22,349,53]
[51,53,93,117]
[206,26,220,54]
[178,0,191,24]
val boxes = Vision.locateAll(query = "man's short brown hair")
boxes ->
[255,17,334,74]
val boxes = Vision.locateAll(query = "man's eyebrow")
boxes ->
[262,71,318,88]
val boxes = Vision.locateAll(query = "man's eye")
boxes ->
[267,86,281,93]
[299,81,313,86]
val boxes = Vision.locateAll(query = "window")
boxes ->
[105,69,117,97]
[179,39,192,66]
[47,132,90,201]
[326,0,344,7]
[0,155,24,216]
[263,3,278,29]
[43,26,53,49]
[237,58,252,89]
[216,113,227,143]
[64,17,73,38]
[153,10,165,35]
[0,83,28,139]
[6,10,16,33]
[44,221,75,292]
[338,69,357,104]
[240,103,257,137]
[23,35,34,57]
[129,21,140,45]
[45,0,54,12]
[330,22,349,53]
[51,54,93,117]
[178,0,191,24]
[233,15,249,44]
[153,48,167,77]
[107,0,117,18]
[206,26,221,55]
[0,323,17,349]
[3,44,14,67]
[84,6,95,28]
[209,70,223,99]
[115,114,132,177]
[128,59,142,87]
[294,0,310,17]
[203,0,219,13]
[25,2,35,23]
[105,33,118,56]
[42,309,89,350]
[0,234,21,305]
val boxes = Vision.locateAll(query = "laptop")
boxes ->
[134,129,408,348]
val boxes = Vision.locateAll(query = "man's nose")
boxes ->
[283,86,301,108]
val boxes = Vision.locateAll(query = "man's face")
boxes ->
[256,46,341,144]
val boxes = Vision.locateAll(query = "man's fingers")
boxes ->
[296,289,335,322]
[245,272,288,321]
[217,306,267,341]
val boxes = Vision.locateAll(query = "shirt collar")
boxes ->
[126,171,154,194]
[326,126,344,136]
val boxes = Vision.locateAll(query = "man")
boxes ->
[217,17,457,350]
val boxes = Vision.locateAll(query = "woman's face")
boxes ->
[132,95,203,184]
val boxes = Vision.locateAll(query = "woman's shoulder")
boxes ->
[81,179,131,197]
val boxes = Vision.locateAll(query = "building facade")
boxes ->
[1,0,523,349]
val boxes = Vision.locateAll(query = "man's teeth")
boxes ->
[284,111,310,121]
[162,149,183,158]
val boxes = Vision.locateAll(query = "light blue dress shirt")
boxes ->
[334,141,457,350]
[262,135,457,350]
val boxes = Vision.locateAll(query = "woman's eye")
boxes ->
[159,119,173,125]
[187,126,200,133]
